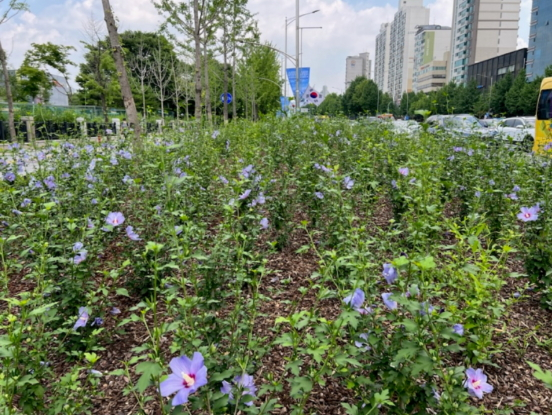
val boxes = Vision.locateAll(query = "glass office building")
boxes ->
[527,0,552,80]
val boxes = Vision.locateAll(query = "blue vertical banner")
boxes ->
[286,68,310,98]
[280,96,290,112]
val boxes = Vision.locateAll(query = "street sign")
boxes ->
[220,93,232,104]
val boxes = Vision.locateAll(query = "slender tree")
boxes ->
[1,0,29,141]
[101,0,141,142]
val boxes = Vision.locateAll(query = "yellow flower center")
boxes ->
[182,373,195,388]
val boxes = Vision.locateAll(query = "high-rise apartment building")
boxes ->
[526,0,552,80]
[450,0,521,84]
[413,25,452,93]
[374,0,429,101]
[375,23,391,93]
[345,53,371,90]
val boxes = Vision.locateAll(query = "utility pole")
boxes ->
[295,0,300,113]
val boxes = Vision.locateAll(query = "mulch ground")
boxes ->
[6,195,552,415]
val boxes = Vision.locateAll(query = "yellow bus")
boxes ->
[534,77,552,153]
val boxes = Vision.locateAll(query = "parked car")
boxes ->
[391,120,421,136]
[495,117,535,151]
[428,114,498,139]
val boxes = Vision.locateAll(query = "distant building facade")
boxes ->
[375,23,391,93]
[450,0,521,84]
[345,52,371,90]
[47,74,70,106]
[374,0,430,101]
[413,25,451,93]
[467,48,528,89]
[526,0,552,80]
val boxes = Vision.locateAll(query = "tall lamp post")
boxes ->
[284,8,319,96]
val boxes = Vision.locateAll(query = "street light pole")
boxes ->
[295,0,300,113]
[283,9,319,99]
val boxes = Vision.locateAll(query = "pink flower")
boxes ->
[464,368,493,399]
[106,212,125,226]
[517,206,539,222]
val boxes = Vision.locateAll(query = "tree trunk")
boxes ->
[0,41,17,142]
[101,95,108,124]
[232,45,237,119]
[203,41,212,125]
[101,0,141,143]
[193,0,202,121]
[141,77,146,119]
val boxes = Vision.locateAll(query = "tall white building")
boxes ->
[345,52,371,90]
[413,25,451,93]
[375,23,391,93]
[450,0,521,84]
[374,0,430,101]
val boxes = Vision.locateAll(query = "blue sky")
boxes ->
[3,0,532,94]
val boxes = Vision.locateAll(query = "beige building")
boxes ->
[374,0,430,101]
[413,25,452,93]
[345,53,371,90]
[450,0,521,84]
[375,23,391,93]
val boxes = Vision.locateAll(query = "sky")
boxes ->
[3,0,532,96]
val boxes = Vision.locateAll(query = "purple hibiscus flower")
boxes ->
[517,206,539,222]
[382,293,397,310]
[464,368,493,399]
[398,167,409,176]
[21,198,31,207]
[453,323,464,335]
[73,307,89,330]
[239,189,252,200]
[354,333,371,351]
[383,263,398,284]
[343,176,354,190]
[314,191,324,200]
[221,374,257,406]
[126,226,141,241]
[260,218,269,229]
[4,171,15,182]
[343,288,372,314]
[159,352,208,406]
[73,250,88,265]
[106,212,125,226]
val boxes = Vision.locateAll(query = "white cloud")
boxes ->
[517,37,528,49]
[1,0,534,99]
[249,0,396,93]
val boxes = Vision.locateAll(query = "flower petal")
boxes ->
[169,356,191,377]
[160,373,183,397]
[172,387,191,406]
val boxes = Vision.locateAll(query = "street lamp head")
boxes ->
[312,9,320,13]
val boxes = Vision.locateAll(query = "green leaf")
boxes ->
[285,359,303,376]
[28,302,58,317]
[210,369,233,382]
[290,376,312,398]
[417,256,436,270]
[116,288,130,297]
[135,361,163,393]
[528,361,552,389]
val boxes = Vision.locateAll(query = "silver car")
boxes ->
[496,117,535,151]
[428,114,498,139]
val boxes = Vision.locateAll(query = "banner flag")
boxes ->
[280,96,290,112]
[286,68,310,98]
[301,85,326,107]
